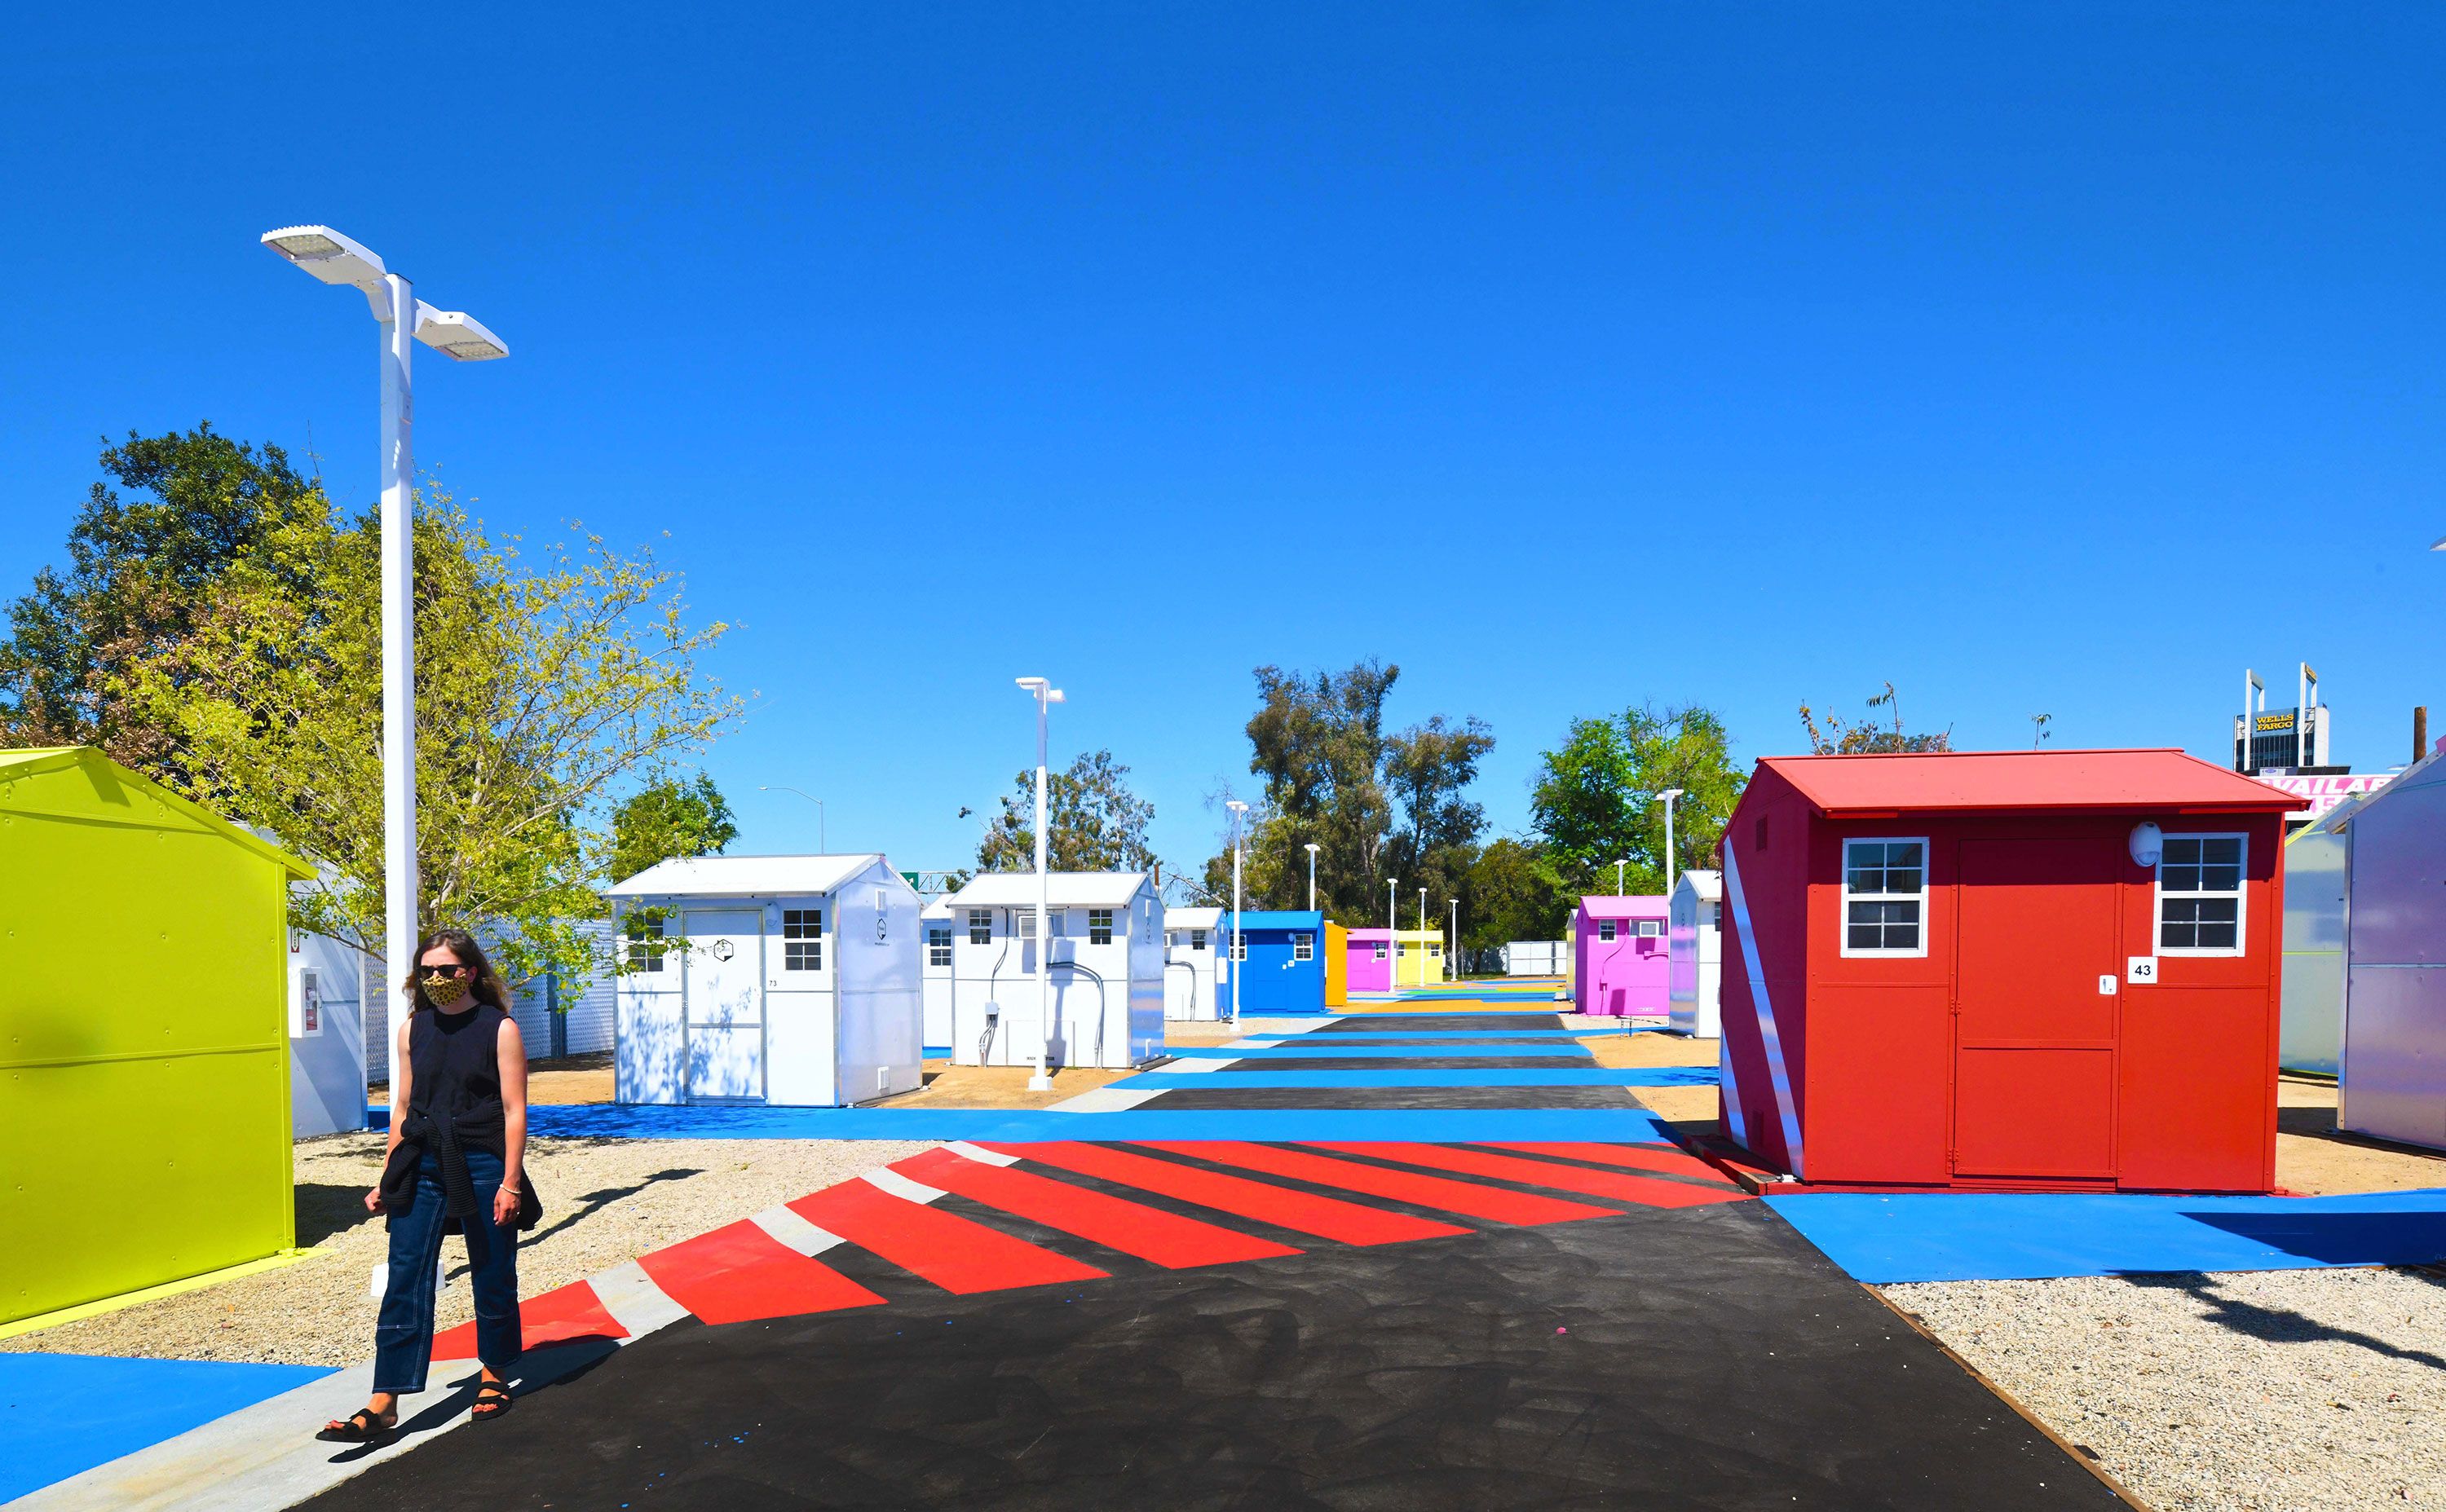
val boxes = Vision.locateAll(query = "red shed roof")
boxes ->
[1757,748,2307,817]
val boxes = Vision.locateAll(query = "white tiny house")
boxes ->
[941,871,1165,1069]
[1667,869,1724,1038]
[1164,906,1223,1020]
[920,897,956,1052]
[607,855,923,1107]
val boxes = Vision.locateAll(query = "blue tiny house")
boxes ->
[1220,910,1328,1015]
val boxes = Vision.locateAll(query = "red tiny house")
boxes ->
[1718,750,2299,1194]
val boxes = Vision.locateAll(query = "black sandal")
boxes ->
[471,1382,513,1421]
[316,1408,396,1443]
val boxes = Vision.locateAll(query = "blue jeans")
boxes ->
[373,1148,522,1394]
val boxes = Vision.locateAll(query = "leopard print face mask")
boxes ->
[421,973,472,1008]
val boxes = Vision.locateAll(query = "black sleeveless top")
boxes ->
[409,1003,507,1124]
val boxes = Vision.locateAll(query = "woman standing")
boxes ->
[320,928,538,1442]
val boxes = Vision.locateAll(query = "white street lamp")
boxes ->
[1304,842,1320,912]
[263,225,506,1096]
[1015,677,1065,1090]
[1449,897,1459,981]
[1386,876,1397,986]
[1614,857,1627,895]
[759,787,825,852]
[1656,787,1687,901]
[1418,887,1428,985]
[1226,801,1250,1021]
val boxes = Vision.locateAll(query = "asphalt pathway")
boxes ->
[294,1009,2121,1510]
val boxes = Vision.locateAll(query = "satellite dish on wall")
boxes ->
[2128,822,2164,869]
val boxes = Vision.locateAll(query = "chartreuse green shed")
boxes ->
[0,747,312,1329]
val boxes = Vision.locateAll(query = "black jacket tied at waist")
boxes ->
[379,1100,542,1232]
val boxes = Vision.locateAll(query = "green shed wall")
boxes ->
[0,752,296,1325]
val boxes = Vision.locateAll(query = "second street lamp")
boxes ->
[1227,801,1251,1021]
[262,225,506,1095]
[1304,842,1320,912]
[1016,677,1065,1090]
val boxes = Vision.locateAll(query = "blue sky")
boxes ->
[3,3,2441,879]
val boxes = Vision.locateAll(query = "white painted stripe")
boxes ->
[589,1260,691,1341]
[1718,1028,1749,1147]
[861,1167,947,1204]
[945,1140,1020,1166]
[1722,845,1805,1179]
[749,1203,847,1255]
[1044,1087,1165,1113]
[1159,1055,1240,1071]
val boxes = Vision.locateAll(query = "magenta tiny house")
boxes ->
[1575,895,1671,1016]
[1345,928,1393,994]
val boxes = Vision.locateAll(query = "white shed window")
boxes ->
[783,908,823,971]
[1427,942,1441,959]
[2159,835,2245,954]
[969,909,992,945]
[1191,928,1208,951]
[1293,932,1314,961]
[1598,919,1617,942]
[1230,936,1247,962]
[927,926,953,967]
[1088,907,1115,945]
[1373,942,1387,960]
[1636,919,1662,938]
[1018,910,1038,940]
[623,913,667,973]
[1841,839,1927,956]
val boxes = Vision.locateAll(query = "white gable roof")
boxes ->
[607,853,883,899]
[943,871,1152,909]
[1166,906,1223,928]
[1676,869,1723,901]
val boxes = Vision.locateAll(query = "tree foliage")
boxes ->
[1460,837,1574,951]
[976,749,1156,873]
[1530,703,1746,897]
[116,485,741,985]
[0,425,320,768]
[1798,681,1954,754]
[610,772,739,884]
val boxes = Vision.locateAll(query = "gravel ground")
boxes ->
[1885,1267,2446,1510]
[0,1133,934,1369]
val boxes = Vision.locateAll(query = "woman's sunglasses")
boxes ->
[418,962,472,979]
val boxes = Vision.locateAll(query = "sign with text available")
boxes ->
[2252,772,2393,822]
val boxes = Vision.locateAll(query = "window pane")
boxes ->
[2202,837,2241,866]
[1885,862,1922,894]
[2202,863,2241,893]
[1848,924,1883,950]
[2161,863,2200,893]
[2162,837,2201,866]
[1887,842,1923,871]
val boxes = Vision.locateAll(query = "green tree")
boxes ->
[0,425,321,767]
[610,772,739,884]
[117,487,741,985]
[1530,703,1746,897]
[1460,837,1574,953]
[1384,712,1495,909]
[976,748,1157,872]
[1798,681,1954,753]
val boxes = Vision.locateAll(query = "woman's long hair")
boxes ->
[400,927,514,1014]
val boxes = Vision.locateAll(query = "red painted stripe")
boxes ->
[635,1219,886,1325]
[434,1278,622,1361]
[1486,1141,1742,1188]
[1308,1143,1751,1210]
[984,1140,1468,1246]
[1138,1142,1615,1226]
[788,1178,1107,1294]
[895,1148,1302,1269]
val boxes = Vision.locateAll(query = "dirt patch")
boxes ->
[1580,1031,1718,1070]
[2274,1074,2446,1196]
[1627,1083,1720,1141]
[876,1064,1132,1109]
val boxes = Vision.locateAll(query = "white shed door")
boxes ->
[684,910,765,1101]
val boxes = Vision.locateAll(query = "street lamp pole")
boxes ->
[1386,877,1397,988]
[262,227,505,1098]
[1615,858,1627,895]
[759,787,825,852]
[1418,887,1428,985]
[1449,897,1459,980]
[1304,843,1319,913]
[1656,787,1687,901]
[1016,677,1065,1090]
[1227,801,1250,1021]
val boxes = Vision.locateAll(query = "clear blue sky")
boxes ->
[3,3,2441,879]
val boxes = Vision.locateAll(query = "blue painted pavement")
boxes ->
[1768,1188,2446,1284]
[1115,1067,1720,1089]
[386,1102,1676,1144]
[0,1353,336,1503]
[1243,1029,1648,1041]
[1172,1043,1587,1059]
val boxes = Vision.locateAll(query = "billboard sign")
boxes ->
[2253,771,2392,822]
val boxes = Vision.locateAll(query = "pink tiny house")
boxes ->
[1344,928,1393,994]
[1574,895,1670,1016]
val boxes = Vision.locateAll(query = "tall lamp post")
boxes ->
[1418,887,1428,985]
[1386,877,1397,989]
[1656,787,1686,901]
[1227,800,1250,1020]
[1448,897,1459,981]
[1614,858,1627,895]
[759,787,826,852]
[262,226,506,1095]
[1303,842,1320,912]
[1016,677,1065,1090]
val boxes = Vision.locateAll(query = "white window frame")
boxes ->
[782,907,824,972]
[2156,831,2248,958]
[1191,928,1208,951]
[1292,932,1314,962]
[1088,907,1115,946]
[623,911,669,973]
[968,908,992,946]
[1597,919,1617,943]
[1636,919,1662,938]
[1230,936,1247,962]
[1839,836,1930,959]
[1372,942,1387,960]
[926,926,953,968]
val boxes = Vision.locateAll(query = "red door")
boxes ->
[1952,838,2121,1181]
